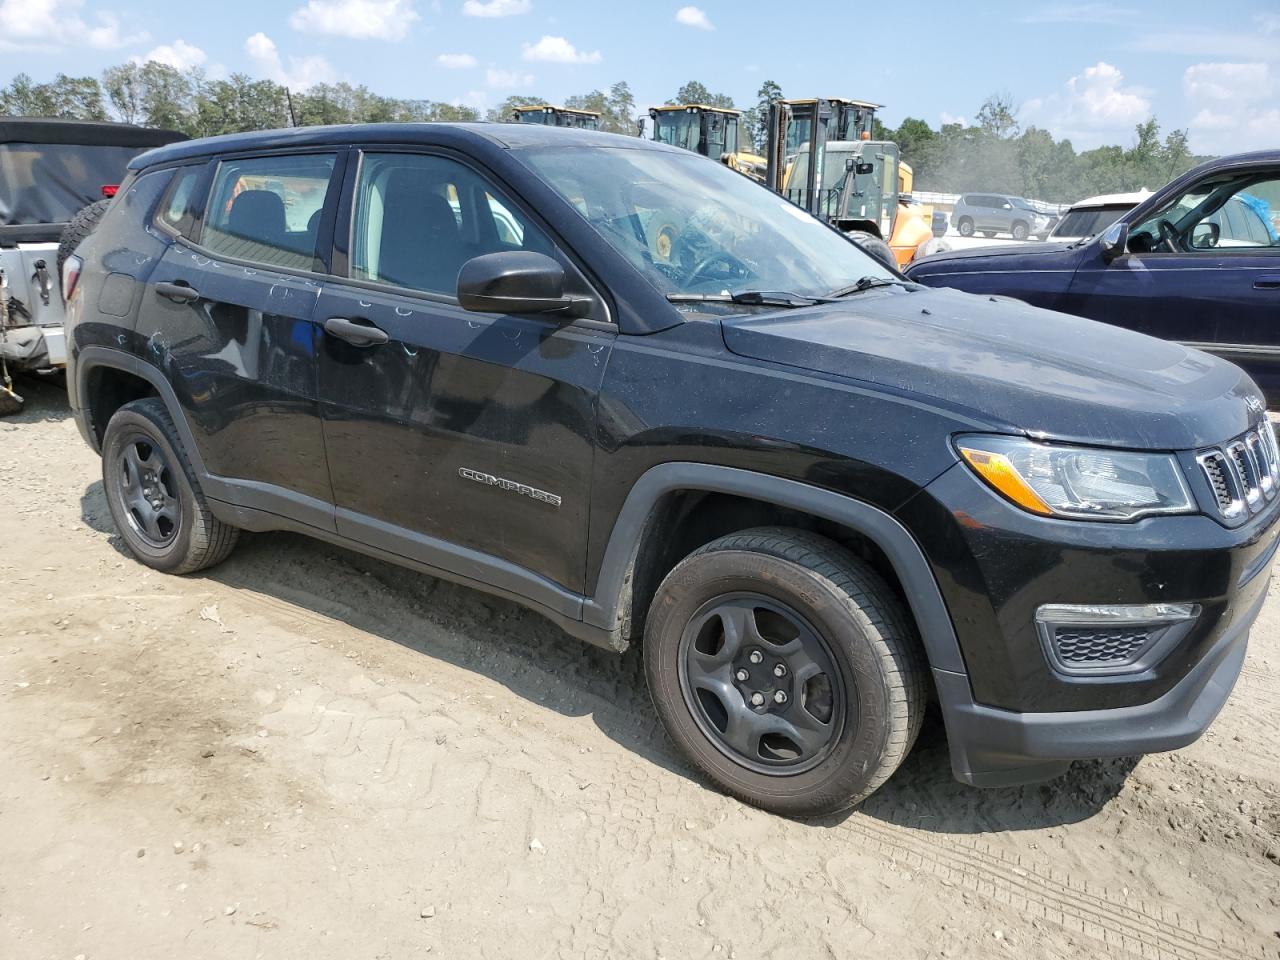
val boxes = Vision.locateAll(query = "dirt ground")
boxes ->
[1,375,1277,960]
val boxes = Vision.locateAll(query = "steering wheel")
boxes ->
[687,250,748,286]
[1157,219,1181,253]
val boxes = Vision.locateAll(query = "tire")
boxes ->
[956,217,974,238]
[1011,221,1029,241]
[846,230,897,270]
[57,197,111,279]
[101,397,239,575]
[644,528,927,817]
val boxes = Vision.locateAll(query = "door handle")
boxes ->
[155,281,199,303]
[1254,277,1280,291]
[324,317,389,346]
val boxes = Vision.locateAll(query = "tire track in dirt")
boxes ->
[218,564,1272,960]
[838,818,1266,960]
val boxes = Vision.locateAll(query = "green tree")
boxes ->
[564,81,638,135]
[668,80,734,109]
[975,92,1019,139]
[102,64,145,124]
[137,62,199,132]
[0,72,106,119]
[741,79,782,153]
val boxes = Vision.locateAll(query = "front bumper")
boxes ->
[901,457,1279,787]
[936,570,1263,786]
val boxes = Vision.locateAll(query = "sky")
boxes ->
[1,0,1277,154]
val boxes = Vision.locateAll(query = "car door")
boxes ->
[315,148,614,598]
[147,151,344,526]
[1066,167,1280,395]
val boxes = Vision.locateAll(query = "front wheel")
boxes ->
[956,217,974,237]
[644,528,927,817]
[846,230,897,270]
[1011,221,1029,241]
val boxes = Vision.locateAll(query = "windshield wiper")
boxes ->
[666,290,833,308]
[824,276,913,298]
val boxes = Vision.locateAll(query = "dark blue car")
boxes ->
[906,151,1280,400]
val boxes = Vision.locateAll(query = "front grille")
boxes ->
[1198,424,1277,520]
[1054,627,1153,665]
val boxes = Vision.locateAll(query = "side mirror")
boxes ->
[1191,221,1220,249]
[457,251,587,317]
[854,161,874,176]
[1100,221,1129,262]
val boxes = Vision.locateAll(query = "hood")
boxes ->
[906,240,1076,273]
[721,286,1259,451]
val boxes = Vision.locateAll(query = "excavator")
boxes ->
[645,104,766,181]
[764,98,942,268]
[512,105,601,130]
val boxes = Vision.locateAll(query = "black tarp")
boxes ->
[0,119,185,234]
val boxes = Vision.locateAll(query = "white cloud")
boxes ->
[1183,62,1279,153]
[1023,61,1151,148]
[458,89,488,110]
[245,32,336,90]
[462,0,529,16]
[675,6,713,30]
[132,39,207,71]
[289,0,418,41]
[1183,62,1273,103]
[939,111,966,127]
[521,35,601,64]
[437,52,477,68]
[0,0,147,51]
[486,67,533,88]
[1130,14,1280,60]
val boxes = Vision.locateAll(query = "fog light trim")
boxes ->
[1035,603,1200,678]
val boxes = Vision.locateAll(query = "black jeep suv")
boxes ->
[64,124,1279,816]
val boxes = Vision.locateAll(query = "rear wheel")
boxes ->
[644,528,926,817]
[57,198,111,278]
[1011,221,1029,241]
[102,398,239,575]
[957,217,974,238]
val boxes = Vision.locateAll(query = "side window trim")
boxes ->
[338,145,614,326]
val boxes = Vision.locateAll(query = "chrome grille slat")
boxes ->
[1198,424,1275,520]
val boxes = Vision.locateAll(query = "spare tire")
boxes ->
[57,197,111,279]
[846,230,897,271]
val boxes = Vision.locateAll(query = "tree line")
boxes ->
[2,66,1207,203]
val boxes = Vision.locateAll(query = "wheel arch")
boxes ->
[584,463,965,675]
[75,346,208,478]
[834,218,881,239]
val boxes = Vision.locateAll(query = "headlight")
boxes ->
[956,435,1194,520]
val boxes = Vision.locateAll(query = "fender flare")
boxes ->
[582,462,966,675]
[74,345,210,478]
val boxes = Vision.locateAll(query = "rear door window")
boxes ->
[198,153,337,270]
[156,165,207,237]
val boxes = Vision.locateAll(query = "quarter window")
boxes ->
[157,165,205,237]
[200,153,336,270]
[351,152,553,297]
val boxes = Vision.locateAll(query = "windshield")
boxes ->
[1050,204,1132,239]
[1011,198,1037,211]
[651,111,701,153]
[0,141,144,226]
[517,145,894,302]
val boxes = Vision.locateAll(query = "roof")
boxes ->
[513,105,601,117]
[128,122,669,169]
[649,104,743,116]
[0,117,185,148]
[780,97,883,110]
[1068,190,1151,209]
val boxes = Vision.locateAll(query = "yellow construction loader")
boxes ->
[764,98,941,267]
[645,104,766,181]
[512,106,601,130]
